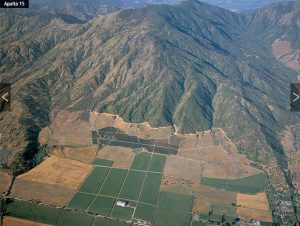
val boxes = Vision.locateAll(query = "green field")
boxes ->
[67,193,95,210]
[100,168,127,196]
[139,173,162,204]
[88,196,115,216]
[192,222,206,226]
[134,203,156,222]
[130,152,152,171]
[56,209,94,226]
[211,201,237,217]
[153,146,178,155]
[119,170,146,200]
[157,192,194,212]
[148,154,166,172]
[153,207,192,226]
[192,221,206,226]
[92,158,114,167]
[201,173,267,194]
[79,167,110,193]
[111,206,134,220]
[5,200,94,226]
[92,131,98,144]
[97,127,178,154]
[93,217,133,226]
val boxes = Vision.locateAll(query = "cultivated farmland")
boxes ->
[88,196,115,216]
[7,113,273,225]
[10,156,92,206]
[79,167,109,194]
[2,216,51,226]
[119,170,146,200]
[99,168,127,197]
[97,146,134,169]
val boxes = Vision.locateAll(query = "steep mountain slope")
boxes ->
[0,0,299,224]
[201,0,285,11]
[29,0,176,21]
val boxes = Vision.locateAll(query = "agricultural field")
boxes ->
[5,113,273,225]
[200,173,267,194]
[79,166,110,194]
[88,196,115,216]
[149,154,166,172]
[52,146,96,163]
[2,216,51,226]
[130,152,152,171]
[119,170,146,200]
[93,217,132,226]
[237,192,272,222]
[157,192,194,212]
[97,145,134,169]
[67,193,95,210]
[139,173,162,205]
[134,203,156,221]
[202,163,261,180]
[39,110,93,147]
[10,156,92,206]
[153,207,193,226]
[92,158,113,166]
[164,155,203,181]
[99,168,127,197]
[4,200,95,226]
[111,206,135,220]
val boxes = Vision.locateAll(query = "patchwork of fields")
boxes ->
[3,112,273,226]
[66,151,194,225]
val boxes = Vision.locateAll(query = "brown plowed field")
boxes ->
[10,156,92,206]
[237,192,270,211]
[164,156,203,181]
[202,163,261,180]
[97,145,134,169]
[2,216,52,226]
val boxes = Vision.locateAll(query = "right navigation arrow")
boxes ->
[292,92,300,102]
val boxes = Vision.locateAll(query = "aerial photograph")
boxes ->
[0,0,299,225]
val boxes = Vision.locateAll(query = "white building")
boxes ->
[116,200,128,207]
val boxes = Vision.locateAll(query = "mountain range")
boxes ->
[0,0,300,224]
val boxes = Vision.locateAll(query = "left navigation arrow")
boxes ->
[0,83,11,112]
[2,92,9,102]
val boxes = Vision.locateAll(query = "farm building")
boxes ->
[116,200,129,207]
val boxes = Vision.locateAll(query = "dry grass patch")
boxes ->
[178,146,248,165]
[94,113,115,130]
[39,111,92,147]
[202,163,261,180]
[0,171,12,194]
[2,216,52,226]
[97,145,134,169]
[137,123,173,140]
[61,146,96,163]
[112,116,131,133]
[272,39,300,71]
[191,184,237,214]
[237,206,273,222]
[160,176,194,195]
[11,156,92,206]
[164,156,203,181]
[196,131,218,148]
[237,193,270,211]
[177,134,198,149]
[177,131,217,150]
